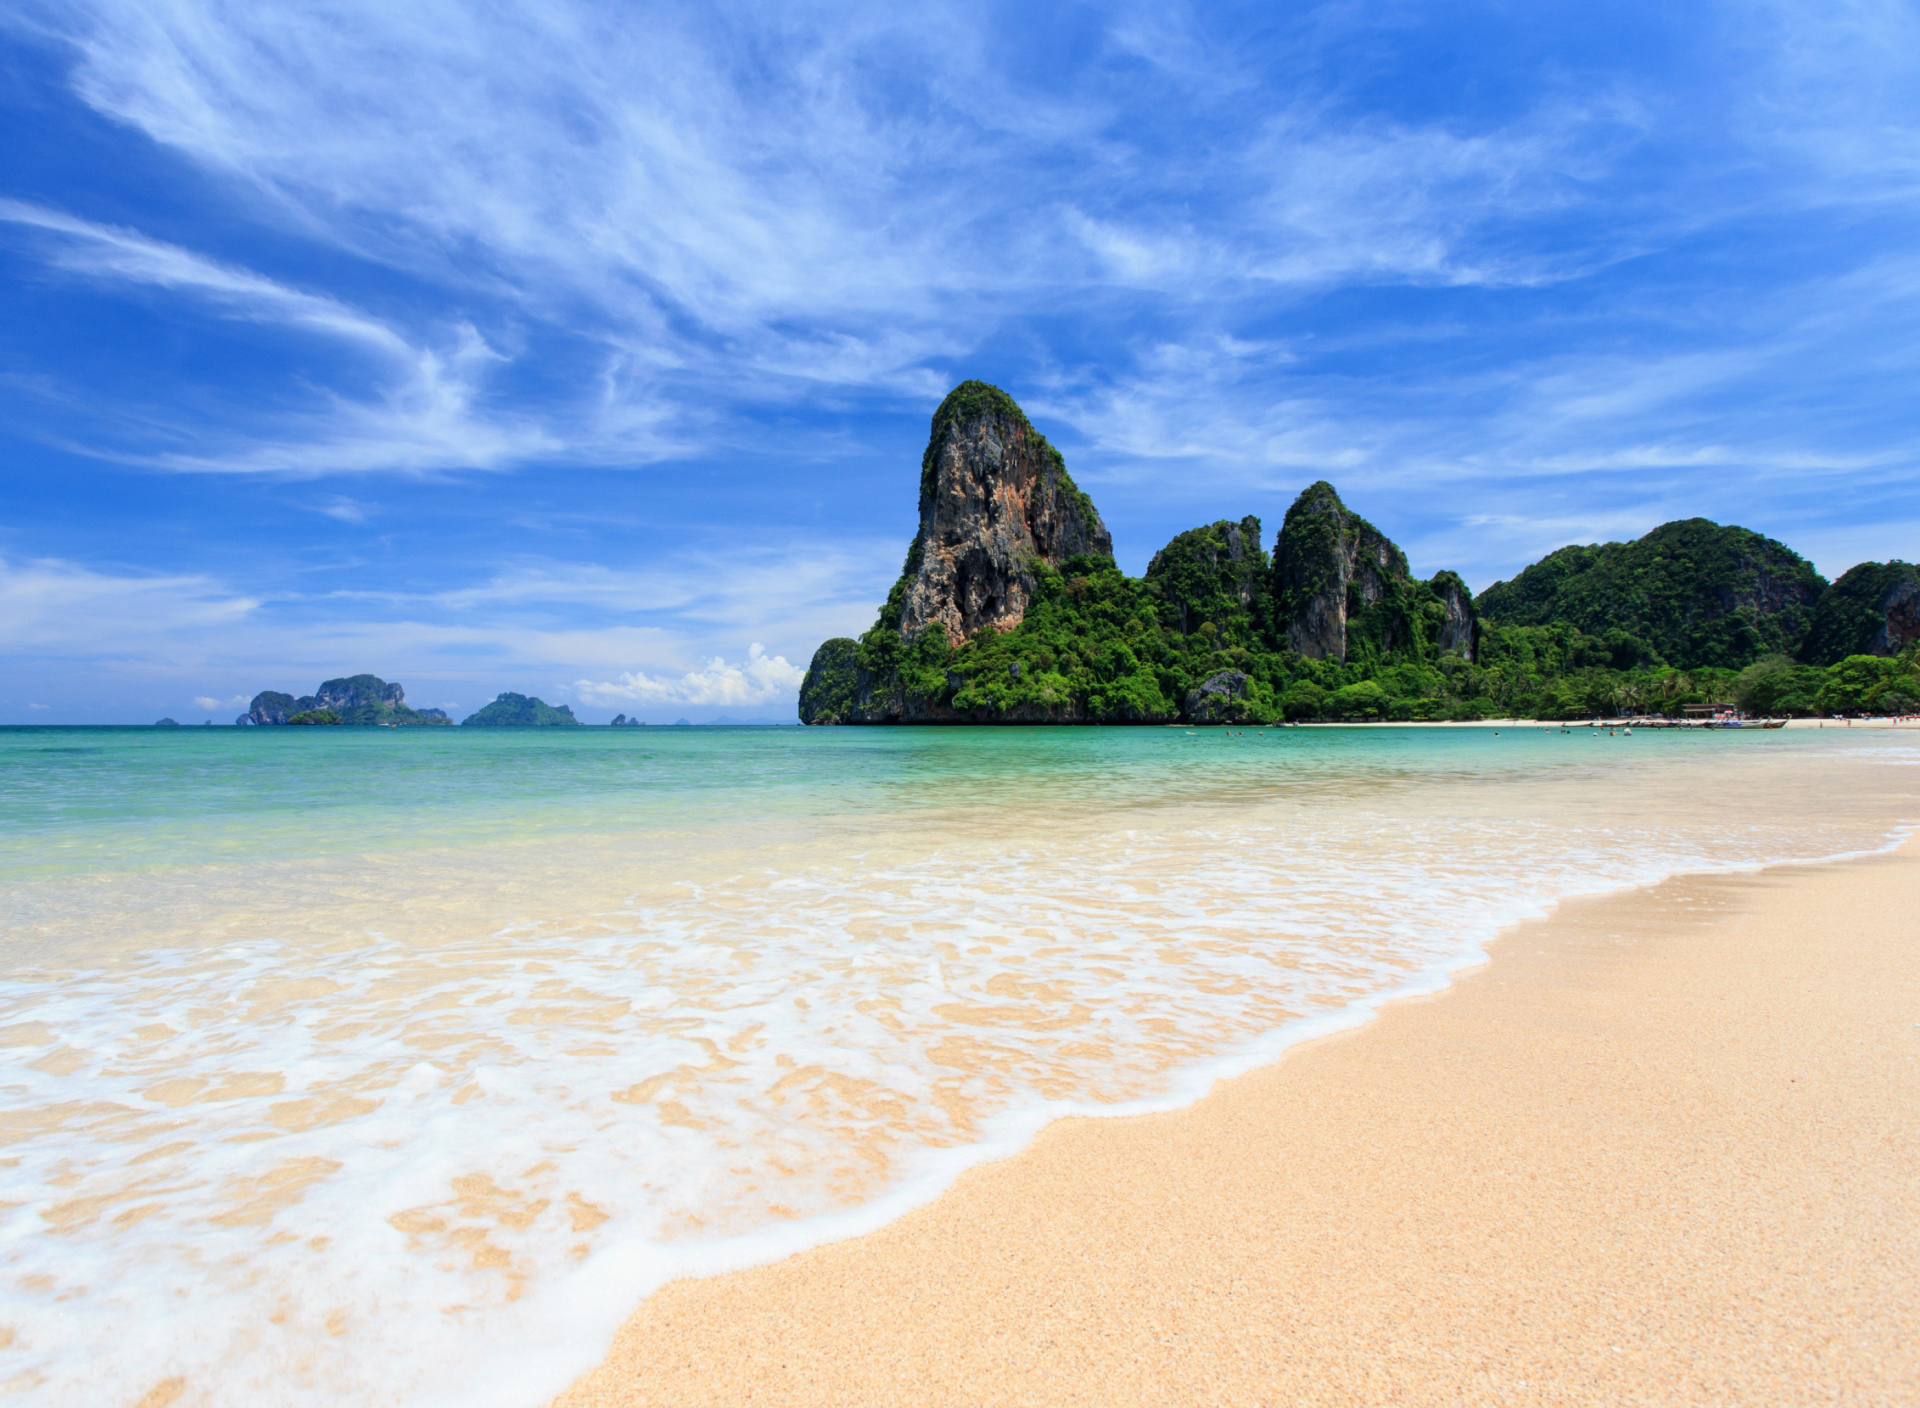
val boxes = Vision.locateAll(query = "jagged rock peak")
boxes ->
[897,381,1112,647]
[1270,481,1409,661]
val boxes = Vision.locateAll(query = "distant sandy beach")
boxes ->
[1283,716,1918,728]
[556,837,1920,1407]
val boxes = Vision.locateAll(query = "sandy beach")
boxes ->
[556,837,1920,1407]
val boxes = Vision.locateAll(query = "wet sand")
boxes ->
[555,839,1920,1407]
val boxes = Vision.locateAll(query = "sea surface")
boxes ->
[0,723,1914,1406]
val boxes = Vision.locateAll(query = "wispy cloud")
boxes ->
[0,198,570,473]
[11,0,1685,477]
[0,553,260,655]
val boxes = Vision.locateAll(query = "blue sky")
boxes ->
[2,1,1918,723]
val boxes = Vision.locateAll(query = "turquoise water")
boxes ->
[0,724,1913,1407]
[0,721,1870,873]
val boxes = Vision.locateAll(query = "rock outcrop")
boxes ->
[1270,482,1412,661]
[248,675,449,726]
[897,381,1111,647]
[1184,670,1253,723]
[1428,570,1478,661]
[799,383,1113,724]
[1799,561,1920,664]
[1145,517,1269,640]
[248,691,299,725]
[314,675,406,713]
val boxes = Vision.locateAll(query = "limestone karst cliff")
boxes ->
[798,384,1484,724]
[246,675,448,725]
[1269,483,1477,666]
[1271,482,1408,660]
[798,378,1901,724]
[897,381,1111,647]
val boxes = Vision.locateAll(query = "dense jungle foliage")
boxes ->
[807,528,1920,725]
[801,384,1917,725]
[1473,519,1827,670]
[818,545,1920,723]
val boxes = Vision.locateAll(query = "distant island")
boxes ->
[461,693,580,727]
[244,675,452,726]
[241,676,578,727]
[799,381,1920,724]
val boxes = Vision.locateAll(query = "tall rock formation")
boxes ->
[896,381,1111,647]
[1271,481,1408,660]
[1144,516,1269,642]
[1271,482,1406,661]
[1429,570,1478,660]
[1799,561,1920,664]
[1267,483,1476,665]
[799,383,1113,724]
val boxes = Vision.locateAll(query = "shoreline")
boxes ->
[555,836,1920,1406]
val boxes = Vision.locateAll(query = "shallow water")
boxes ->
[0,724,1913,1406]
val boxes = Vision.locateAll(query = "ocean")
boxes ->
[0,723,1912,1406]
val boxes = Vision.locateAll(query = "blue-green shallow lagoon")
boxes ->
[0,723,1913,1408]
[1,722,1896,878]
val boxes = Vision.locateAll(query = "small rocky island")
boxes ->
[460,693,580,727]
[244,675,451,726]
[241,677,587,726]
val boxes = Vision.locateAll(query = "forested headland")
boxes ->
[801,383,1920,725]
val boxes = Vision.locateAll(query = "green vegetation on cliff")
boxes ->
[801,381,1911,724]
[1473,519,1825,670]
[1797,561,1920,665]
[248,674,450,726]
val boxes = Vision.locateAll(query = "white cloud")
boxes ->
[576,643,809,707]
[0,539,882,720]
[0,554,260,655]
[0,200,559,474]
[8,0,1678,481]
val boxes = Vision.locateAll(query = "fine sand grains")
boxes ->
[555,840,1920,1407]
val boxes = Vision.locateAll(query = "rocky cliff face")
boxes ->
[1799,561,1920,663]
[1270,482,1409,661]
[315,675,406,712]
[248,691,299,725]
[1428,570,1478,662]
[897,382,1111,647]
[248,675,445,725]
